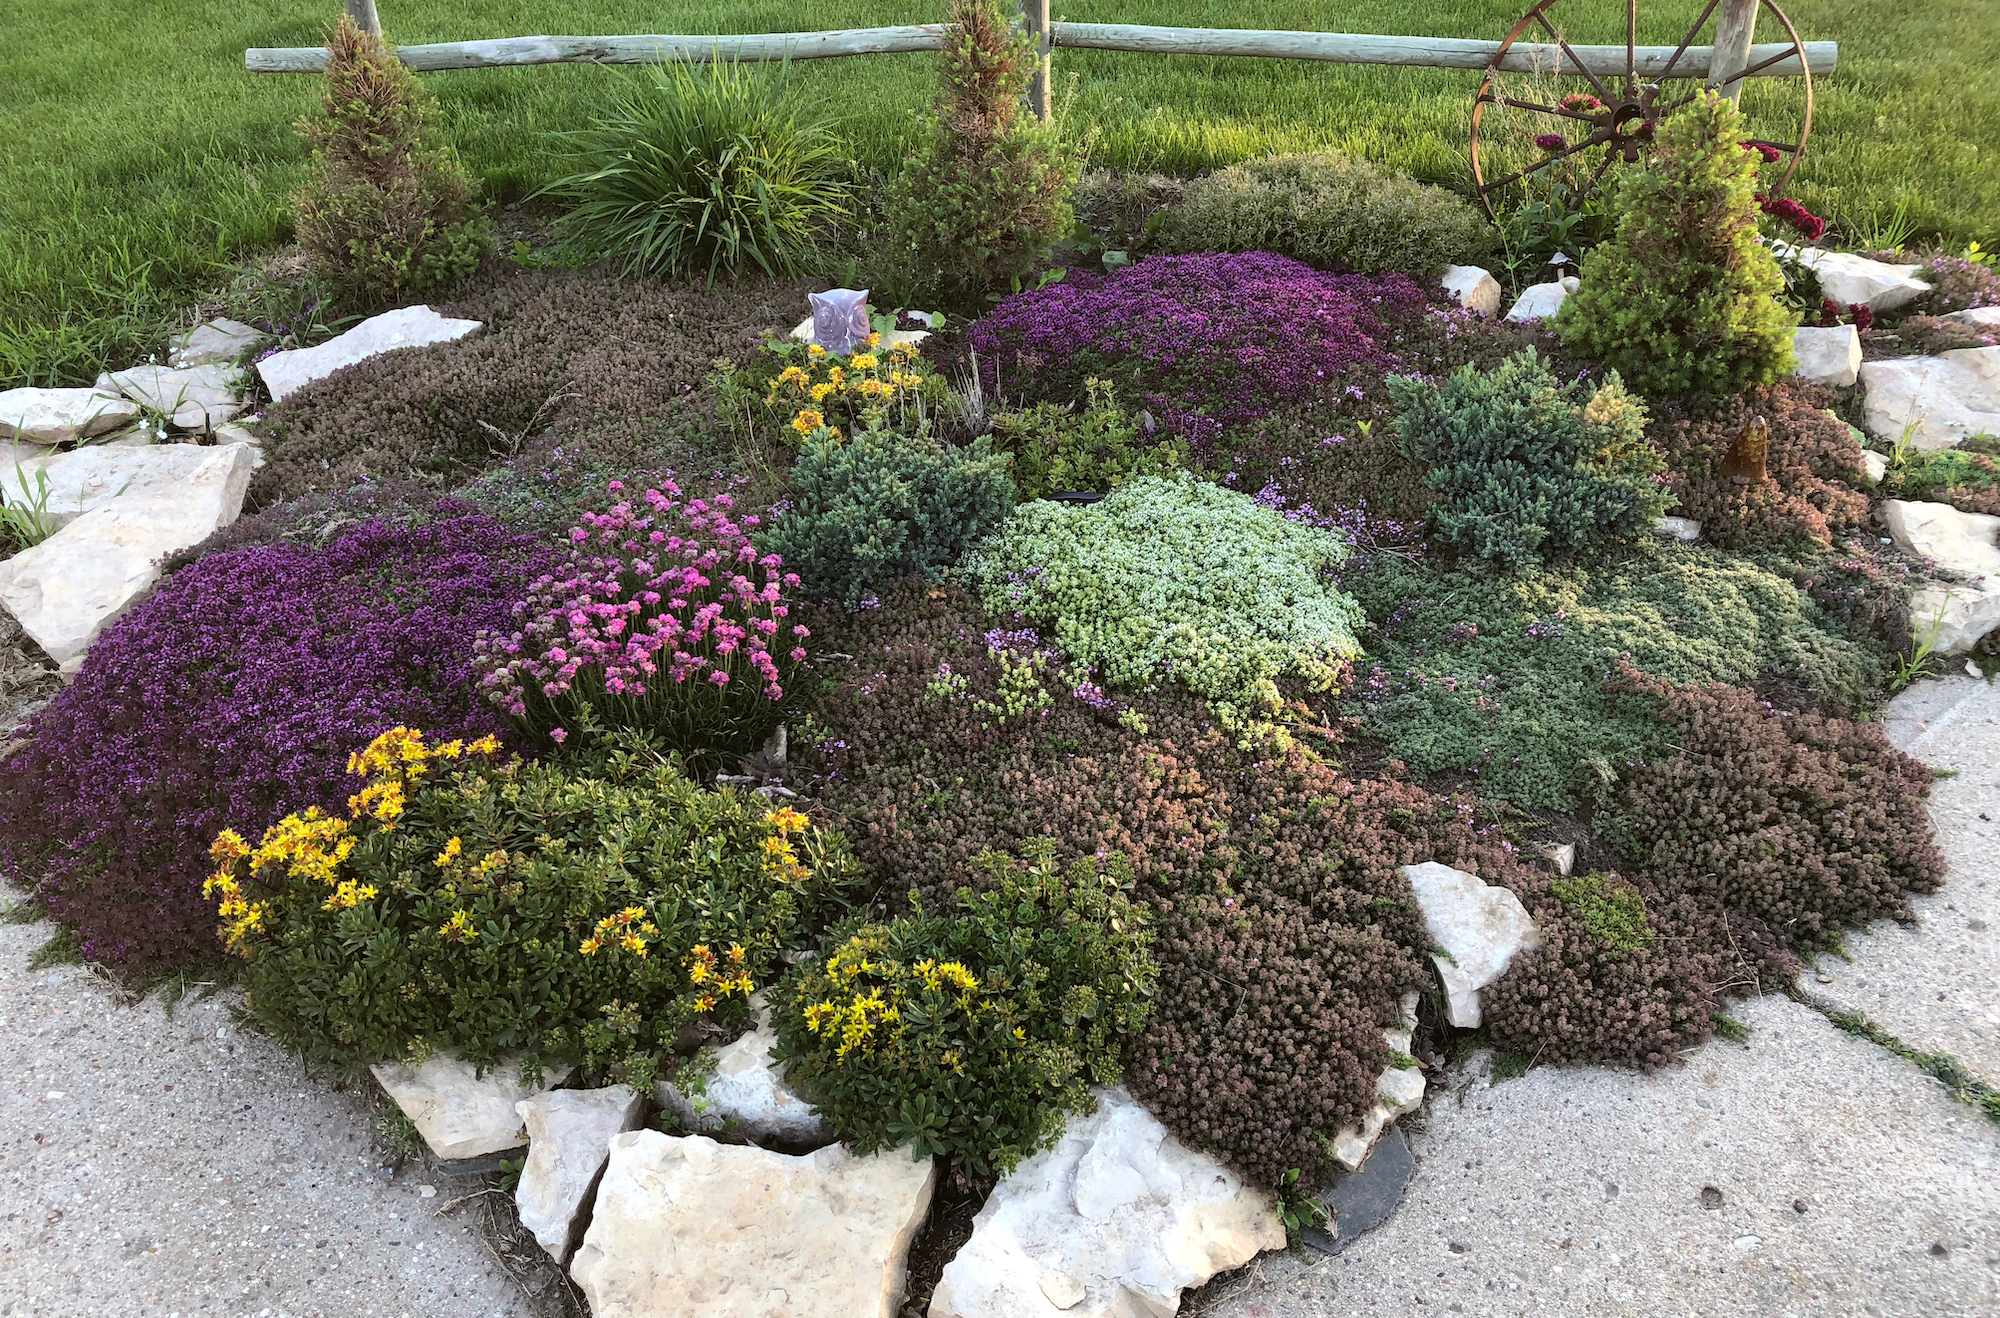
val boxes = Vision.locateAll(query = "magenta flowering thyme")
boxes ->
[475,480,808,757]
[966,252,1426,447]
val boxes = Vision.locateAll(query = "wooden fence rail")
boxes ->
[245,25,1834,80]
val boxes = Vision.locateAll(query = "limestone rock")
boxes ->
[1328,993,1428,1173]
[257,305,482,403]
[107,363,247,431]
[1878,499,2000,655]
[210,423,266,468]
[1781,247,1932,313]
[1539,841,1577,876]
[1505,281,1569,323]
[170,318,268,367]
[572,1131,936,1318]
[1862,449,1889,484]
[928,1087,1284,1318]
[1793,325,1864,388]
[370,1053,574,1161]
[8,443,246,530]
[1858,348,2000,450]
[1944,306,2000,330]
[654,993,829,1147]
[516,1086,645,1264]
[1402,862,1542,1029]
[1648,512,1696,540]
[1440,265,1502,317]
[0,444,256,663]
[0,388,140,446]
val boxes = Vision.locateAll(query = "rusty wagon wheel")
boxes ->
[1469,0,1814,219]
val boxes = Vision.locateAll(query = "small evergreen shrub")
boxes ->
[0,512,546,969]
[1346,549,1888,810]
[965,253,1427,448]
[209,728,857,1086]
[542,59,849,282]
[1389,348,1669,570]
[963,474,1366,723]
[758,427,1014,608]
[474,481,806,761]
[1648,383,1869,548]
[772,840,1155,1175]
[884,0,1078,306]
[1554,92,1796,397]
[292,16,490,304]
[989,378,1188,500]
[1159,151,1495,274]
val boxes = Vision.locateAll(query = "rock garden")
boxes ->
[1,5,1997,1317]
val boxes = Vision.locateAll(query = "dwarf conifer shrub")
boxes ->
[209,728,857,1086]
[1389,348,1669,570]
[542,59,849,282]
[1553,92,1795,396]
[772,840,1154,1176]
[1159,151,1495,274]
[963,474,1365,724]
[292,16,490,304]
[757,427,1014,608]
[884,0,1078,306]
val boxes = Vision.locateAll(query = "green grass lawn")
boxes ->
[3,0,1996,386]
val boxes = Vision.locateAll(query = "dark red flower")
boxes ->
[1535,133,1567,152]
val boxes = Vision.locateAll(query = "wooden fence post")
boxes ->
[344,0,382,36]
[1708,0,1758,103]
[1021,0,1051,120]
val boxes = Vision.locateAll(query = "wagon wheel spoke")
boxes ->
[1482,133,1605,194]
[1533,10,1617,106]
[1710,45,1811,92]
[1481,92,1603,125]
[1657,0,1724,83]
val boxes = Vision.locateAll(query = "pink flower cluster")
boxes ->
[1756,193,1826,241]
[474,480,807,739]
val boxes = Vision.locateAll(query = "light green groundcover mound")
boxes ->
[964,473,1365,722]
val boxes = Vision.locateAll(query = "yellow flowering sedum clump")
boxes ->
[205,728,859,1088]
[758,334,932,443]
[963,473,1366,726]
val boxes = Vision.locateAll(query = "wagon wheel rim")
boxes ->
[1470,0,1815,220]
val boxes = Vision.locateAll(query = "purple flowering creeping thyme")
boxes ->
[967,252,1428,448]
[0,511,549,969]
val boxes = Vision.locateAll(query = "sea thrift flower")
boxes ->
[475,479,807,756]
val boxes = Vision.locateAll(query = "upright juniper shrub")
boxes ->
[292,16,490,304]
[0,511,547,968]
[885,0,1077,306]
[1555,93,1796,397]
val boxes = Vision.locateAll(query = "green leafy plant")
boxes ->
[1388,348,1669,571]
[1495,179,1607,295]
[883,0,1079,307]
[1883,443,2000,515]
[772,839,1156,1176]
[0,461,60,549]
[963,473,1366,726]
[988,377,1187,500]
[1157,150,1495,275]
[1549,871,1655,953]
[209,728,859,1089]
[541,58,849,282]
[758,424,1015,608]
[1554,92,1796,397]
[291,15,491,304]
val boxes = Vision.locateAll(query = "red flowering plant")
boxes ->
[475,478,809,762]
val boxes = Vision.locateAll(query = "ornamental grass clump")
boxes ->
[209,727,857,1087]
[1389,348,1670,571]
[0,511,546,969]
[757,425,1014,608]
[292,15,490,304]
[963,474,1366,724]
[1159,150,1496,275]
[966,252,1427,447]
[475,480,806,761]
[1553,92,1796,397]
[772,840,1155,1176]
[542,58,849,282]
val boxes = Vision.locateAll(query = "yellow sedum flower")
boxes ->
[792,409,825,435]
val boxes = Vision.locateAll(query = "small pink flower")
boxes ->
[550,727,568,744]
